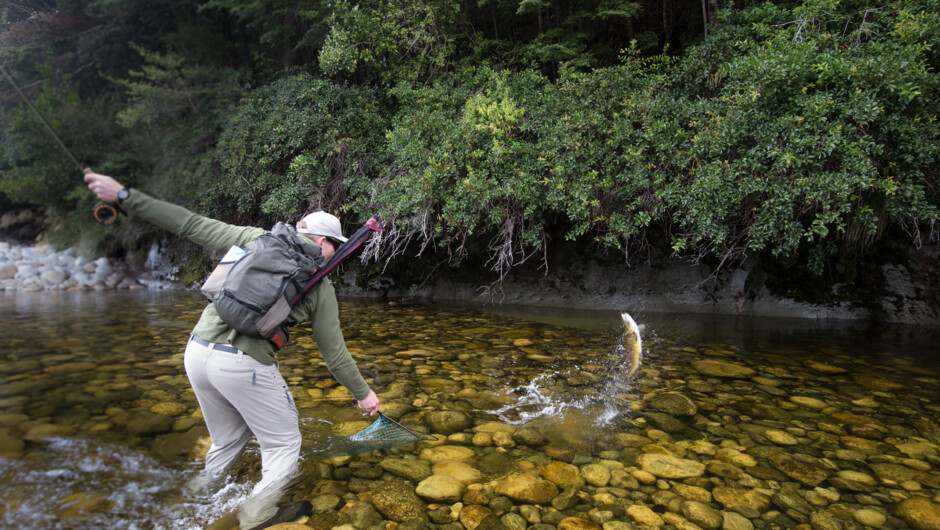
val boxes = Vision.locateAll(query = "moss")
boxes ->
[176,249,214,287]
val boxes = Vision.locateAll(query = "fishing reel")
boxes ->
[92,202,124,225]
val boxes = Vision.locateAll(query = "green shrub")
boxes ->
[210,71,390,224]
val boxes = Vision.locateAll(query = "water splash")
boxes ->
[488,317,644,433]
[0,437,251,529]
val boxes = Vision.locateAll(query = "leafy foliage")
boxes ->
[0,0,937,290]
[210,72,389,223]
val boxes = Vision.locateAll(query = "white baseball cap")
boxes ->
[297,211,348,243]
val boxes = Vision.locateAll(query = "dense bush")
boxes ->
[2,0,937,287]
[209,72,390,224]
[366,0,939,277]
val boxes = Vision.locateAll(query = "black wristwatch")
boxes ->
[117,187,130,204]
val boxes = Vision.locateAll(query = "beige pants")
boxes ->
[184,337,301,528]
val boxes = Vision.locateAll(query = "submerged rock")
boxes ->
[493,474,559,504]
[371,480,427,522]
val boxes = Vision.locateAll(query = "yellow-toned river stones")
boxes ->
[2,293,938,529]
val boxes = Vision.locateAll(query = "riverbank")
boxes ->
[338,242,940,327]
[0,242,146,292]
[2,238,938,326]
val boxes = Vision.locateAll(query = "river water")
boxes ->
[1,291,938,529]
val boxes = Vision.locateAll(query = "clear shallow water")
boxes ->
[1,291,939,529]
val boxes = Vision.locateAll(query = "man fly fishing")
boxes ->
[83,168,380,530]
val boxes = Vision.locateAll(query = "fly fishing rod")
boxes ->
[0,62,122,225]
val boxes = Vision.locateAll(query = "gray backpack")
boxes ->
[200,222,323,349]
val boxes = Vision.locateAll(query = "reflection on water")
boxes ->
[1,290,939,529]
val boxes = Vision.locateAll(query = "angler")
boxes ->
[84,168,381,530]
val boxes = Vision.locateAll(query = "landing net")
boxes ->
[307,413,434,457]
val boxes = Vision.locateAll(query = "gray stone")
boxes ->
[551,488,581,510]
[347,501,383,529]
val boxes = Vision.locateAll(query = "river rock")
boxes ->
[424,410,473,434]
[809,509,844,530]
[512,427,547,446]
[151,426,210,461]
[691,360,755,378]
[420,377,462,395]
[580,463,611,487]
[150,402,189,417]
[125,410,175,435]
[722,511,754,530]
[626,505,664,526]
[681,500,723,529]
[789,396,829,409]
[643,412,686,433]
[853,508,887,527]
[870,462,925,484]
[646,392,698,416]
[852,374,905,391]
[500,512,527,530]
[420,445,476,463]
[763,428,799,445]
[493,474,559,504]
[769,453,833,486]
[346,501,383,529]
[911,418,940,444]
[557,517,601,530]
[637,453,705,479]
[772,486,813,517]
[459,504,495,530]
[0,429,25,456]
[0,380,51,398]
[712,487,772,513]
[23,423,78,442]
[371,480,428,522]
[829,470,877,492]
[416,474,467,502]
[543,461,584,489]
[892,497,940,529]
[433,460,483,484]
[0,264,16,280]
[0,413,30,428]
[379,457,431,482]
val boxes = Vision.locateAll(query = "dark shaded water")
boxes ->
[1,291,938,529]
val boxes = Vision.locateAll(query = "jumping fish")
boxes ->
[622,312,643,378]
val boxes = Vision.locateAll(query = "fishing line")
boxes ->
[0,61,121,224]
[0,62,83,172]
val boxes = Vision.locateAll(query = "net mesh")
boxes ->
[307,413,433,457]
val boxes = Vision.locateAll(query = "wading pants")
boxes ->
[184,337,301,528]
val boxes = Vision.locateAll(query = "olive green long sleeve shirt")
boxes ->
[122,189,371,400]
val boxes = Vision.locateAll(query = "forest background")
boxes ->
[1,0,938,313]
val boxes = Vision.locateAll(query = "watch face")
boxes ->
[118,189,129,201]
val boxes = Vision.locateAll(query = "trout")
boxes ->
[622,312,643,378]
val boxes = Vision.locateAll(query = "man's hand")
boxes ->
[357,390,380,416]
[83,168,124,203]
